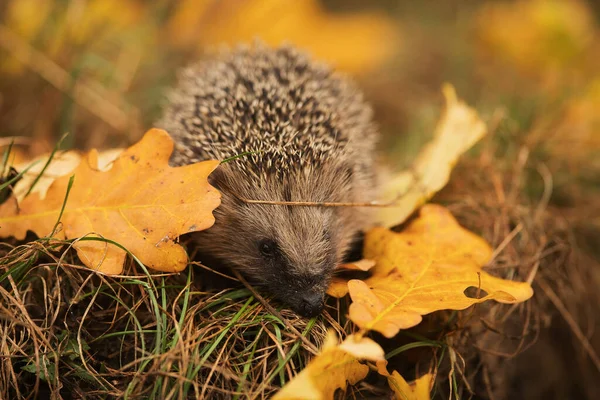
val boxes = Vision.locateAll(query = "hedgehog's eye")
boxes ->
[259,239,278,258]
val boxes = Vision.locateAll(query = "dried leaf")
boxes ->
[331,204,534,338]
[274,332,384,400]
[377,361,433,400]
[377,85,487,228]
[0,129,220,274]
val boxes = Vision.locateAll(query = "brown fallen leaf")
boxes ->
[0,129,220,274]
[330,204,534,338]
[273,332,384,400]
[377,85,487,228]
[377,361,433,400]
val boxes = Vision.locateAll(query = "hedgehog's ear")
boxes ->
[208,165,245,206]
[207,165,233,191]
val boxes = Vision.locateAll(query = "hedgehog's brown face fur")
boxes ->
[159,44,378,317]
[194,163,361,317]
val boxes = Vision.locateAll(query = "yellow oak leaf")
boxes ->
[377,85,487,228]
[330,204,534,338]
[377,361,433,400]
[0,129,221,275]
[273,332,384,400]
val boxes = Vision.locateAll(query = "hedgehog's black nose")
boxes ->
[296,292,325,318]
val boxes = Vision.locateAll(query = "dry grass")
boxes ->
[0,236,338,398]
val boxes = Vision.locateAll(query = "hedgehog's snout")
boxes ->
[284,265,333,318]
[291,290,325,318]
[267,267,331,318]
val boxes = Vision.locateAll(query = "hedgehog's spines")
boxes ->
[160,43,376,180]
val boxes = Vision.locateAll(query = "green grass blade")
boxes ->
[24,132,68,198]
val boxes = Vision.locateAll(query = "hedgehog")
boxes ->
[158,44,378,317]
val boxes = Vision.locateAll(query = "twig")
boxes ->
[481,365,497,400]
[235,194,407,208]
[234,192,403,208]
[233,170,420,208]
[189,261,238,282]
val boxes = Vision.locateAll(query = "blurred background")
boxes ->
[0,0,598,165]
[0,0,598,183]
[0,0,598,398]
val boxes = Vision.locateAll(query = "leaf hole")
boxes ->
[463,286,489,299]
